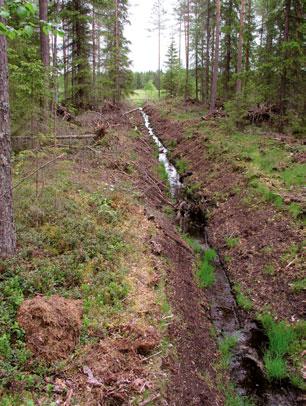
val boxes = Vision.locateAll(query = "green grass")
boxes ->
[224,388,254,406]
[258,313,305,384]
[183,235,203,254]
[175,158,188,174]
[233,284,253,311]
[263,352,288,380]
[128,89,166,106]
[225,237,240,249]
[218,335,238,369]
[290,278,306,292]
[280,164,306,186]
[156,162,169,184]
[263,264,275,276]
[197,248,217,288]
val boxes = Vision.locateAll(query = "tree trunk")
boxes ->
[194,2,199,101]
[0,0,16,257]
[158,19,161,99]
[236,0,245,93]
[114,0,120,102]
[224,0,233,97]
[245,0,252,72]
[184,0,190,100]
[280,0,291,113]
[39,0,49,67]
[92,6,96,102]
[205,0,211,104]
[210,0,220,112]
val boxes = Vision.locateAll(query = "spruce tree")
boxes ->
[163,40,180,98]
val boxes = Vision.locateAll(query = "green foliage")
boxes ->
[290,278,306,293]
[175,158,188,175]
[218,335,238,370]
[156,162,169,184]
[224,389,254,406]
[233,285,253,311]
[183,235,202,255]
[197,248,217,288]
[263,264,275,276]
[163,39,180,98]
[263,352,287,380]
[225,237,240,249]
[0,156,131,392]
[8,45,47,131]
[258,313,304,384]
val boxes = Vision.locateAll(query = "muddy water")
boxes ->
[140,109,302,406]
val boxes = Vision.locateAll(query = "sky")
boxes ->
[125,0,178,72]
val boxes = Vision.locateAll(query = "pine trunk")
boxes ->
[245,0,252,72]
[205,0,211,104]
[184,0,190,100]
[39,0,49,66]
[280,0,291,113]
[225,0,233,96]
[236,0,245,93]
[210,0,221,112]
[0,0,16,258]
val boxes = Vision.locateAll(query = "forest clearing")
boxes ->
[0,0,305,405]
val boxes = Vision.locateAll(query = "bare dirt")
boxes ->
[18,295,82,362]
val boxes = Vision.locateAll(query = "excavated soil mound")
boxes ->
[18,295,82,362]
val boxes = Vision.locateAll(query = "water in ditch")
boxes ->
[140,108,303,406]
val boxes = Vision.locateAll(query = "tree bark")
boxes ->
[210,0,221,112]
[245,0,252,72]
[39,0,50,67]
[224,0,233,96]
[205,0,211,104]
[280,0,291,113]
[0,0,16,257]
[184,0,190,100]
[236,0,245,93]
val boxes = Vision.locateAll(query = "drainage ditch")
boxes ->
[140,108,302,406]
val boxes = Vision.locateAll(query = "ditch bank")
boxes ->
[138,107,304,405]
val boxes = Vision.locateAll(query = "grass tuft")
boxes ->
[264,352,288,380]
[233,284,253,311]
[197,248,217,288]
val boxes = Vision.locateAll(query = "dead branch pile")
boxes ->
[202,108,226,121]
[246,103,281,124]
[56,104,75,122]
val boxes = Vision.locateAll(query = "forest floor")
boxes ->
[0,101,305,405]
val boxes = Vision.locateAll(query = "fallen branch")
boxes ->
[123,108,140,116]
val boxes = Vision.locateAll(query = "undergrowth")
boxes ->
[0,153,131,397]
